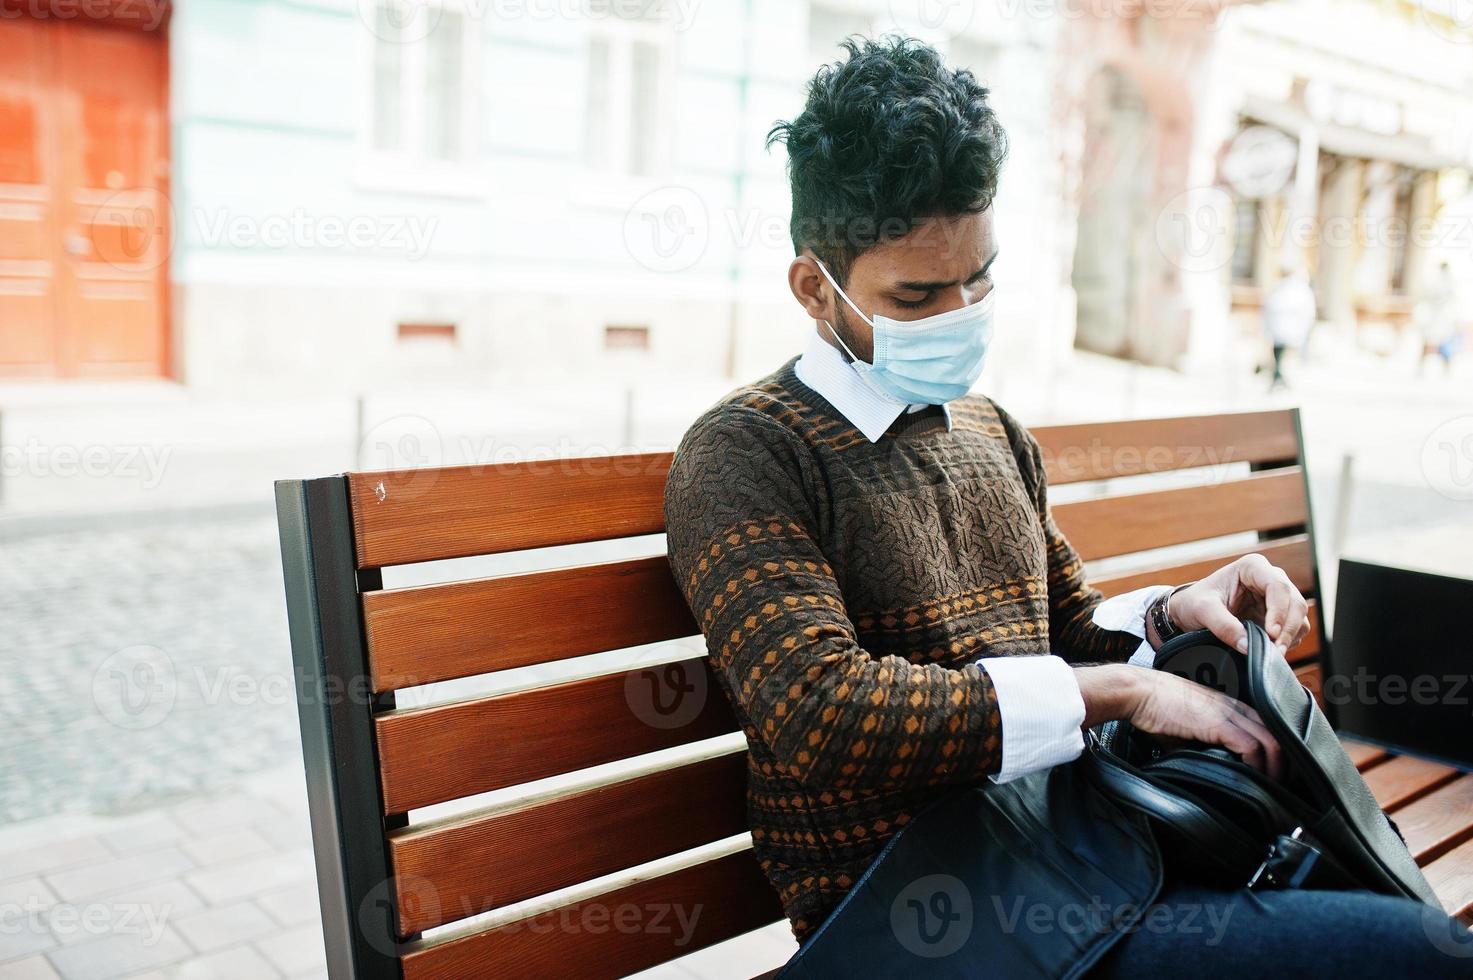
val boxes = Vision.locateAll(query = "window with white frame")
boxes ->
[583,3,674,177]
[369,0,476,164]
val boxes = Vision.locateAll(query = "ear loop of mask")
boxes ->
[813,257,874,365]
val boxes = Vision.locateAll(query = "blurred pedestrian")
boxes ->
[1418,261,1462,375]
[1262,263,1316,391]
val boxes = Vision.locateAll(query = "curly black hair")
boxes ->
[767,35,1008,285]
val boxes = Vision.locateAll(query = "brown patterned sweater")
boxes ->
[662,355,1140,940]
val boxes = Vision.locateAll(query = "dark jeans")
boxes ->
[1091,880,1473,977]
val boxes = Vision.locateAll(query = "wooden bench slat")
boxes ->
[1052,469,1308,562]
[1294,662,1323,708]
[1340,738,1391,772]
[348,452,673,569]
[1090,535,1316,599]
[1364,756,1462,812]
[1092,543,1322,666]
[1422,836,1473,924]
[375,657,738,814]
[369,538,1324,696]
[399,850,784,980]
[390,753,749,935]
[347,413,1299,570]
[1032,410,1300,485]
[1388,775,1473,866]
[364,555,696,693]
[1288,601,1322,667]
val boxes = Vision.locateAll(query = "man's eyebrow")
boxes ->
[894,250,1000,292]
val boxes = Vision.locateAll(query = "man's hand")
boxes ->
[1168,553,1310,657]
[1077,664,1284,779]
[1128,669,1284,779]
[1074,552,1303,781]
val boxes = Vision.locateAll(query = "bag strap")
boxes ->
[1145,752,1309,831]
[1085,736,1362,893]
[1083,735,1263,875]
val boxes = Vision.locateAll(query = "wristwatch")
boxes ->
[1149,583,1192,645]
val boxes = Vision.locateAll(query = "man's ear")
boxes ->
[788,254,831,323]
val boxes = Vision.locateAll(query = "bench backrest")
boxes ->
[274,408,1326,980]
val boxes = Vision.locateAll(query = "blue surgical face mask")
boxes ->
[814,258,995,405]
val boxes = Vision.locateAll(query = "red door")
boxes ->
[0,19,57,375]
[0,14,169,378]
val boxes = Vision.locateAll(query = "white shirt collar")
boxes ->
[792,328,953,443]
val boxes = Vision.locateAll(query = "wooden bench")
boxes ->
[274,407,1473,979]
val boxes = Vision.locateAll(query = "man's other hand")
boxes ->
[1169,553,1310,658]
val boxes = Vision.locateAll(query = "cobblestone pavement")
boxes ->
[0,512,297,823]
[0,768,327,980]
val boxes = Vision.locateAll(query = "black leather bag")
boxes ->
[776,759,1164,979]
[1087,619,1440,906]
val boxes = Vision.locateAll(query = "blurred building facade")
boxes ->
[2,0,1469,389]
[1064,0,1473,368]
[0,0,1069,392]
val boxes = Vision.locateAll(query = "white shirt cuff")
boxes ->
[1091,585,1172,668]
[978,655,1086,783]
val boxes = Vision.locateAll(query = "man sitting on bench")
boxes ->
[663,36,1466,975]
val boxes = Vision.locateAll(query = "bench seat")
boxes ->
[1346,737,1473,921]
